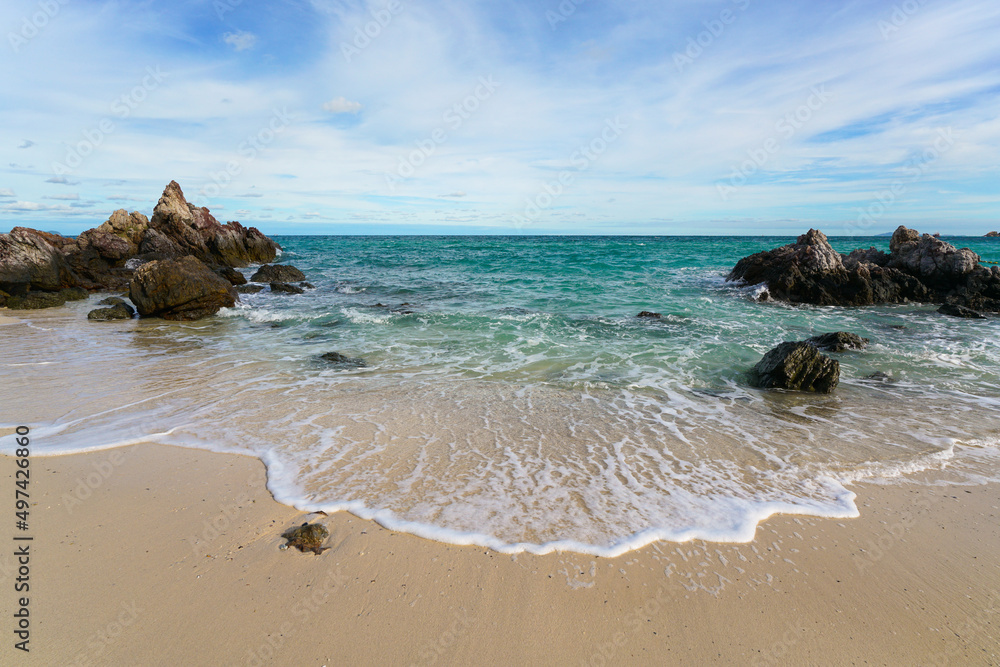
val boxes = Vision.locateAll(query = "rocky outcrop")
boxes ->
[129,256,237,320]
[1,181,282,315]
[806,332,869,352]
[728,226,1000,312]
[747,341,840,393]
[214,266,247,286]
[0,227,79,293]
[250,264,305,283]
[986,231,999,238]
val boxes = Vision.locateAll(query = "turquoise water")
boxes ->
[4,235,1000,554]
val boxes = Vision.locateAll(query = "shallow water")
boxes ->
[3,235,999,555]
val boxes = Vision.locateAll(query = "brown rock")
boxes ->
[0,227,78,292]
[129,256,237,320]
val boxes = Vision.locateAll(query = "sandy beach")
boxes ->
[2,443,997,666]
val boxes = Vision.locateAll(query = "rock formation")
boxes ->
[747,341,840,393]
[728,226,1000,312]
[0,181,281,315]
[129,256,237,320]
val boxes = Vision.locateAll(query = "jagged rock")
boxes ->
[938,304,986,319]
[96,209,150,253]
[887,227,979,286]
[0,227,78,293]
[129,256,237,320]
[318,352,367,368]
[138,227,184,258]
[280,523,329,555]
[270,282,304,294]
[806,332,869,352]
[88,304,133,321]
[236,284,266,294]
[728,226,997,312]
[299,282,315,289]
[214,266,247,286]
[251,264,306,283]
[149,181,278,267]
[6,291,68,310]
[748,341,840,393]
[986,231,999,238]
[636,311,661,319]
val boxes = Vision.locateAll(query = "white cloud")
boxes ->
[223,30,257,52]
[322,97,362,114]
[0,188,15,198]
[44,193,80,200]
[46,176,80,185]
[439,192,467,198]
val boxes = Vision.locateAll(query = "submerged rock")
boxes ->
[129,256,237,320]
[636,311,661,319]
[806,332,869,352]
[5,290,68,310]
[281,522,329,555]
[938,303,986,319]
[88,304,133,321]
[748,341,840,393]
[236,284,266,294]
[318,352,367,368]
[251,264,306,283]
[270,282,305,295]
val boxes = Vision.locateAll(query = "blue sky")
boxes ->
[1,0,998,235]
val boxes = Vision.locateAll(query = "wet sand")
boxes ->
[1,443,998,666]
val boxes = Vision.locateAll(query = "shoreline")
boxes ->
[3,442,998,665]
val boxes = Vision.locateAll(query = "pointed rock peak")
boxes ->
[889,226,919,253]
[151,181,194,228]
[796,228,829,246]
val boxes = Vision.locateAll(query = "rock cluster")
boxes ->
[747,331,870,393]
[1,181,281,319]
[130,257,237,321]
[728,227,999,315]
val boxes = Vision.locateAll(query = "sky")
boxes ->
[1,0,998,235]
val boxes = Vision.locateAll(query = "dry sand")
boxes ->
[1,443,998,666]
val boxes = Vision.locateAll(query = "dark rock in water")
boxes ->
[88,304,133,321]
[864,371,896,383]
[299,281,315,289]
[806,332,869,352]
[280,522,329,555]
[6,290,68,310]
[236,284,266,294]
[636,311,661,319]
[318,352,367,368]
[728,226,1000,312]
[99,296,129,307]
[129,256,237,320]
[251,264,305,283]
[270,282,305,294]
[214,266,247,286]
[938,303,986,319]
[748,341,840,393]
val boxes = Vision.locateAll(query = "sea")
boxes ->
[3,235,1000,556]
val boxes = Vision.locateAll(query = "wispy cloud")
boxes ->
[0,188,15,198]
[223,30,257,52]
[322,97,363,114]
[18,140,34,149]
